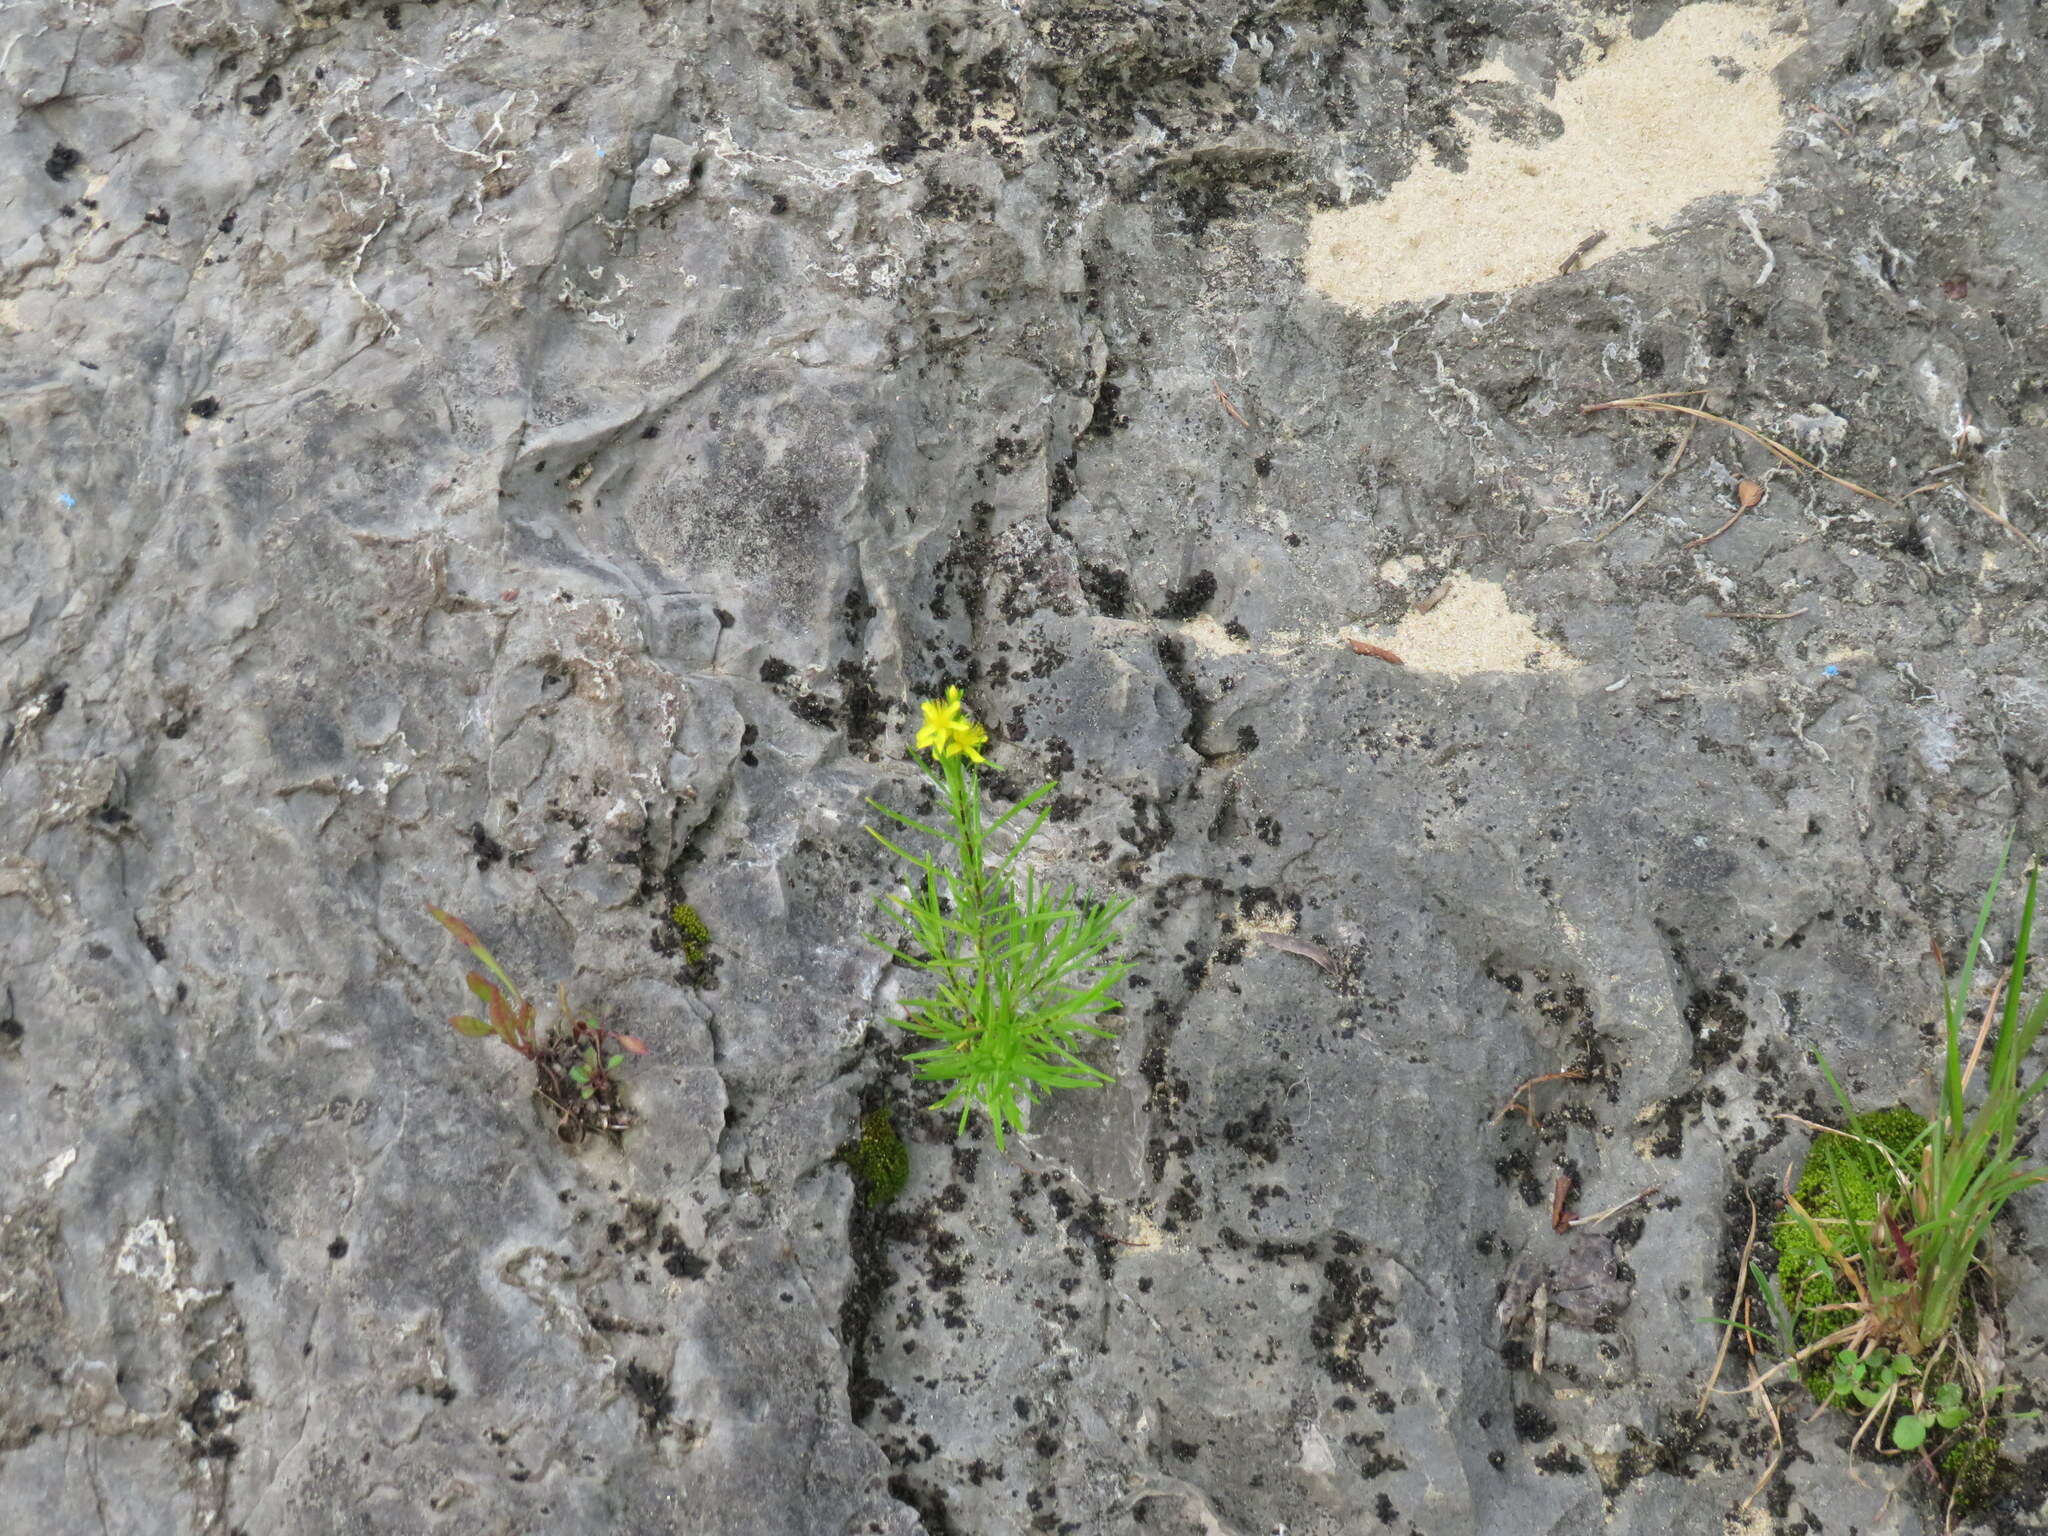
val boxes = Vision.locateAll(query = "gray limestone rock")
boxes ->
[5,1,2048,1533]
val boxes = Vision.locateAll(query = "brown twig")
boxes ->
[1558,230,1608,276]
[1773,1113,1914,1186]
[1702,608,1810,621]
[1595,420,1698,543]
[1584,395,1891,505]
[1551,1175,1576,1234]
[1717,1319,1873,1398]
[1569,1185,1661,1230]
[1685,478,1765,550]
[1490,1070,1588,1127]
[1848,1379,1901,1458]
[1214,383,1251,429]
[1347,640,1405,665]
[1699,1195,1760,1417]
[1961,968,2009,1095]
[1906,478,2040,551]
[1787,1188,1877,1317]
[1684,507,1748,549]
[1739,1351,1786,1513]
[1955,486,2039,551]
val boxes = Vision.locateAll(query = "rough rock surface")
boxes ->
[5,2,2048,1533]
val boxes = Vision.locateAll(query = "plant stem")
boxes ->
[947,754,992,1047]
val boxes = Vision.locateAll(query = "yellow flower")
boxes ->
[915,686,989,763]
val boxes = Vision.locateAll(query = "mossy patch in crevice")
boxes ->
[1941,1432,2004,1512]
[836,1095,911,1431]
[670,903,712,965]
[1774,1102,1927,1372]
[660,901,720,989]
[839,1108,910,1210]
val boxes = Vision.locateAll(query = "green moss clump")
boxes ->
[839,1110,909,1209]
[670,903,712,966]
[1940,1433,2003,1511]
[1775,1104,1928,1385]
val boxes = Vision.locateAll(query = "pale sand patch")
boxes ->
[1306,4,1799,314]
[1342,574,1577,676]
[1175,612,1252,657]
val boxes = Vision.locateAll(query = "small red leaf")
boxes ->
[615,1034,648,1054]
[428,907,485,951]
[1551,1174,1576,1234]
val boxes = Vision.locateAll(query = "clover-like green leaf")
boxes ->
[1892,1414,1929,1451]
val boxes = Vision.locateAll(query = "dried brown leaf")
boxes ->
[1256,931,1340,975]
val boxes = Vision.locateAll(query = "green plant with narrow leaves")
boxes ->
[1757,840,2048,1496]
[1902,850,2048,1346]
[864,688,1130,1149]
[1782,846,2048,1350]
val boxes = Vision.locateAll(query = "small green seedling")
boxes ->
[1891,1381,1968,1452]
[1822,1344,1915,1413]
[429,906,647,1140]
[1816,1347,1969,1453]
[569,1044,629,1101]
